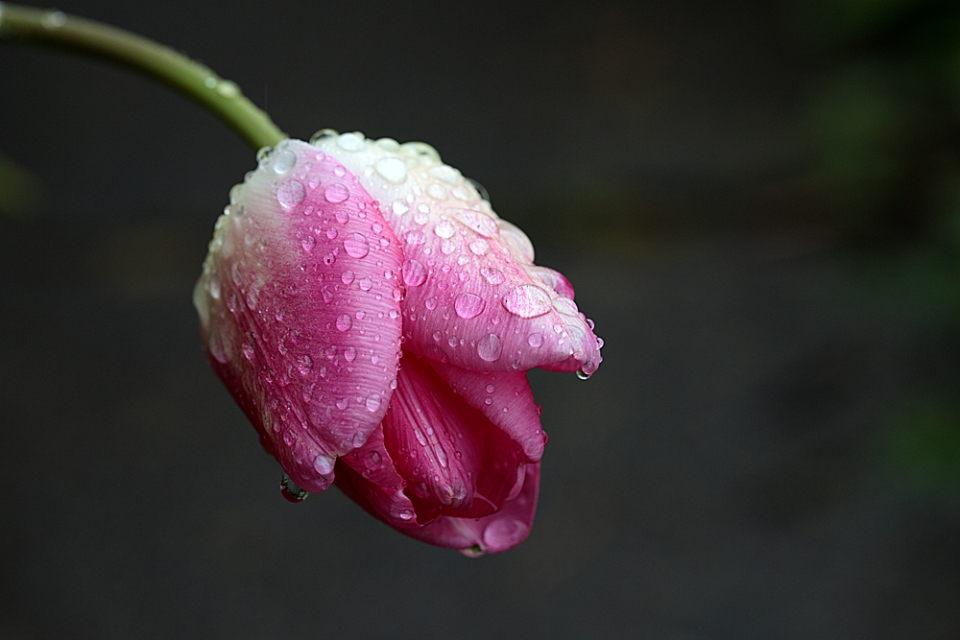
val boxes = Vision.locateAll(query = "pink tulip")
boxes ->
[194,133,602,554]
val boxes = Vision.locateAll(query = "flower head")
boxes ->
[194,133,602,554]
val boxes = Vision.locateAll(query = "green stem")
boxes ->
[0,3,286,150]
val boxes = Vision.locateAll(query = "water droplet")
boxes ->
[336,314,353,331]
[280,473,310,502]
[366,393,382,412]
[313,454,335,475]
[414,204,430,224]
[484,397,493,405]
[402,259,428,286]
[425,297,438,310]
[427,183,447,200]
[485,384,496,393]
[282,430,296,447]
[392,200,410,216]
[310,128,338,144]
[433,330,443,341]
[41,11,67,29]
[454,293,485,319]
[374,157,408,183]
[455,209,498,238]
[503,284,552,318]
[434,219,456,238]
[365,450,383,469]
[324,183,349,203]
[336,397,348,410]
[480,267,505,285]
[430,165,460,184]
[297,355,313,374]
[467,178,491,202]
[242,343,255,361]
[477,334,502,361]
[301,235,316,252]
[527,333,543,347]
[358,278,373,291]
[277,180,306,209]
[216,80,240,98]
[337,132,365,151]
[323,252,336,266]
[341,270,355,284]
[441,239,457,255]
[343,346,357,362]
[404,230,426,246]
[398,509,415,521]
[343,233,369,258]
[576,370,591,380]
[326,227,338,240]
[272,149,297,174]
[469,239,489,255]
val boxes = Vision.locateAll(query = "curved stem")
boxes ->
[0,3,286,150]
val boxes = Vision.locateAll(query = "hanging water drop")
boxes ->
[280,473,310,502]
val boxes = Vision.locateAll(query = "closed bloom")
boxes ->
[194,132,602,554]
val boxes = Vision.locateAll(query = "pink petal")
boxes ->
[405,463,540,555]
[335,426,419,526]
[311,132,603,377]
[382,352,522,519]
[193,140,403,492]
[427,361,545,462]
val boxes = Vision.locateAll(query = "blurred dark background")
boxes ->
[2,0,959,637]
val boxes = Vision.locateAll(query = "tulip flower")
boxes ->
[194,134,603,554]
[4,4,603,554]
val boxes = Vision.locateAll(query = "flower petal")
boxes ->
[427,361,545,462]
[382,352,522,519]
[405,463,540,555]
[311,132,603,376]
[335,426,419,526]
[193,140,404,492]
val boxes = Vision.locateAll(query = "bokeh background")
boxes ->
[2,0,960,637]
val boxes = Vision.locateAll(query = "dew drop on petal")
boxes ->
[337,132,365,151]
[324,183,349,203]
[434,219,456,238]
[427,183,447,200]
[374,157,408,184]
[481,267,505,285]
[313,454,335,476]
[358,278,373,291]
[392,200,410,216]
[405,230,426,246]
[343,233,369,258]
[277,180,306,209]
[336,314,353,332]
[365,450,383,469]
[527,332,543,347]
[272,149,297,174]
[343,346,357,362]
[425,297,438,310]
[430,165,460,184]
[469,239,489,256]
[301,236,316,252]
[454,293,485,319]
[297,355,314,374]
[365,393,382,412]
[341,270,355,284]
[477,334,502,361]
[503,284,552,318]
[336,397,348,410]
[402,259,428,286]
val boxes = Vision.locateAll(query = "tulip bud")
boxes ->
[195,133,602,554]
